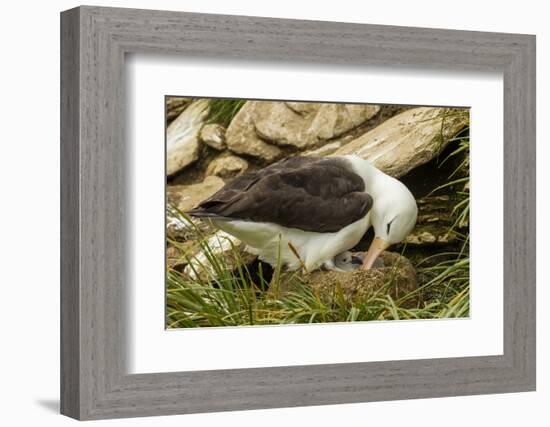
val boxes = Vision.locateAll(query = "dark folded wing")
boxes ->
[189,157,373,233]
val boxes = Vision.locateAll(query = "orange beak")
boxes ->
[361,237,391,270]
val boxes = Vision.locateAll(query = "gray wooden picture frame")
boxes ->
[60,5,536,421]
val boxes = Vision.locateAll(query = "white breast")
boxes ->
[212,213,371,271]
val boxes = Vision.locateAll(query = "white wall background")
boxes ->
[0,0,546,425]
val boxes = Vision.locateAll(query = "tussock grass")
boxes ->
[207,99,246,127]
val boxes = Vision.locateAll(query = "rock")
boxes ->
[206,154,249,179]
[405,228,457,246]
[166,97,192,123]
[304,141,344,157]
[166,246,182,269]
[417,195,450,204]
[225,104,283,163]
[335,107,468,178]
[184,231,257,282]
[166,214,194,240]
[400,193,465,247]
[166,243,197,271]
[225,101,379,161]
[405,231,437,244]
[166,99,210,176]
[253,101,380,148]
[273,252,418,306]
[167,175,225,213]
[200,123,227,150]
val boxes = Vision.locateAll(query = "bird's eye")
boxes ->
[387,217,396,235]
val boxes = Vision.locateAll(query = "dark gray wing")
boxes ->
[188,156,373,233]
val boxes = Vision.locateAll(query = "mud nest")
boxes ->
[275,252,420,307]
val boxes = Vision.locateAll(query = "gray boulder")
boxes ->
[200,123,227,151]
[225,101,380,161]
[166,100,210,176]
[225,104,283,163]
[253,101,380,148]
[335,107,468,178]
[167,175,225,213]
[206,154,249,179]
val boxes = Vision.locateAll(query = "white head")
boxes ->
[371,181,418,244]
[363,176,417,269]
[344,156,418,269]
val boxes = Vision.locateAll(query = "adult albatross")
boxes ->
[188,155,417,271]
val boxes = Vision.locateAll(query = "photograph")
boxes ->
[165,97,471,328]
[51,2,541,422]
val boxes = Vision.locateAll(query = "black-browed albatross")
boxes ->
[188,155,418,271]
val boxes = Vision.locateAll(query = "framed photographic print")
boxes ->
[60,6,536,420]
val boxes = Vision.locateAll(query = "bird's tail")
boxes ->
[186,208,224,219]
